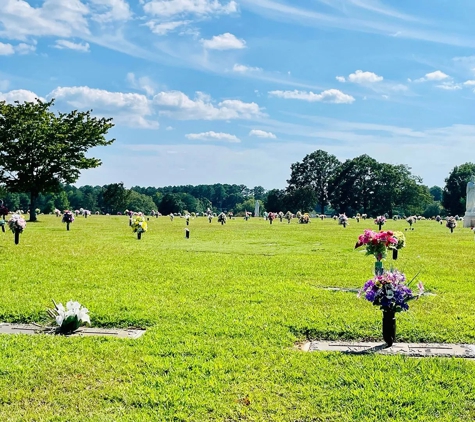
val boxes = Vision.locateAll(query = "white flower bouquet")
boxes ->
[47,300,91,334]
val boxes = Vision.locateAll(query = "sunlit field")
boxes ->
[1,215,475,421]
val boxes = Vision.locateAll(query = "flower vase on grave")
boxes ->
[1,222,4,233]
[137,231,142,240]
[378,223,382,231]
[382,308,396,347]
[392,249,398,260]
[67,222,70,231]
[374,260,383,276]
[14,229,20,245]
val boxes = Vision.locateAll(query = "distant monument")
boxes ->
[254,200,260,217]
[464,175,475,228]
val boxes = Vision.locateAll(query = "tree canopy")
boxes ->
[442,163,475,216]
[287,150,340,213]
[0,99,114,221]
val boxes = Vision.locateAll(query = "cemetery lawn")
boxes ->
[1,216,475,421]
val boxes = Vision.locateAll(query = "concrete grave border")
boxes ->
[300,340,475,358]
[0,323,145,339]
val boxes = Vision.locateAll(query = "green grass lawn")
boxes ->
[1,215,475,421]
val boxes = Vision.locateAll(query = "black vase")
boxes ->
[14,230,20,245]
[392,249,398,260]
[1,225,4,233]
[67,222,70,231]
[137,231,142,240]
[382,310,396,346]
[378,223,382,230]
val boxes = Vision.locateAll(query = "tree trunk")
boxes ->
[29,192,38,222]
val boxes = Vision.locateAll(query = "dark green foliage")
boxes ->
[102,182,131,214]
[442,163,475,216]
[0,99,114,221]
[287,149,340,213]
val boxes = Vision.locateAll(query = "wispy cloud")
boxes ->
[154,90,264,120]
[233,64,262,73]
[414,70,450,82]
[0,41,36,55]
[142,0,238,18]
[238,0,475,48]
[269,89,355,104]
[186,131,240,143]
[145,20,191,35]
[54,40,90,52]
[249,129,276,139]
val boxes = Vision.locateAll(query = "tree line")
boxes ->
[1,152,472,218]
[0,100,472,220]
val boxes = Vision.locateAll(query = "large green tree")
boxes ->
[330,154,380,215]
[442,163,475,216]
[287,150,340,213]
[0,99,114,221]
[102,183,130,214]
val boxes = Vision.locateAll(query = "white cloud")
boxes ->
[126,73,155,96]
[145,20,190,35]
[347,70,383,84]
[49,86,158,129]
[268,89,355,104]
[249,129,276,139]
[0,41,35,55]
[415,70,450,82]
[54,39,90,52]
[436,82,462,91]
[143,0,237,17]
[0,42,15,55]
[335,76,346,82]
[0,89,43,103]
[15,42,36,54]
[463,80,475,86]
[88,0,132,22]
[153,90,264,120]
[186,131,240,143]
[233,64,262,73]
[201,33,246,50]
[0,0,90,41]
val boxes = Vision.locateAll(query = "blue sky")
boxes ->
[1,0,474,190]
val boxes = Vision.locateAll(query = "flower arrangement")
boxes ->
[355,229,398,261]
[62,210,75,224]
[446,217,457,232]
[7,213,26,233]
[359,269,424,313]
[338,214,349,226]
[374,216,386,227]
[47,300,90,334]
[132,213,148,237]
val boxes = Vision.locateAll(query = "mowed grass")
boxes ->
[1,215,475,421]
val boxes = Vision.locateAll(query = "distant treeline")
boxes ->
[1,150,473,218]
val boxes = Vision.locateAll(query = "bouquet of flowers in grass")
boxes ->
[7,213,26,233]
[446,217,457,229]
[374,216,386,226]
[391,231,406,250]
[132,213,148,233]
[338,214,349,226]
[47,300,90,334]
[355,229,398,260]
[62,210,75,224]
[359,269,424,313]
